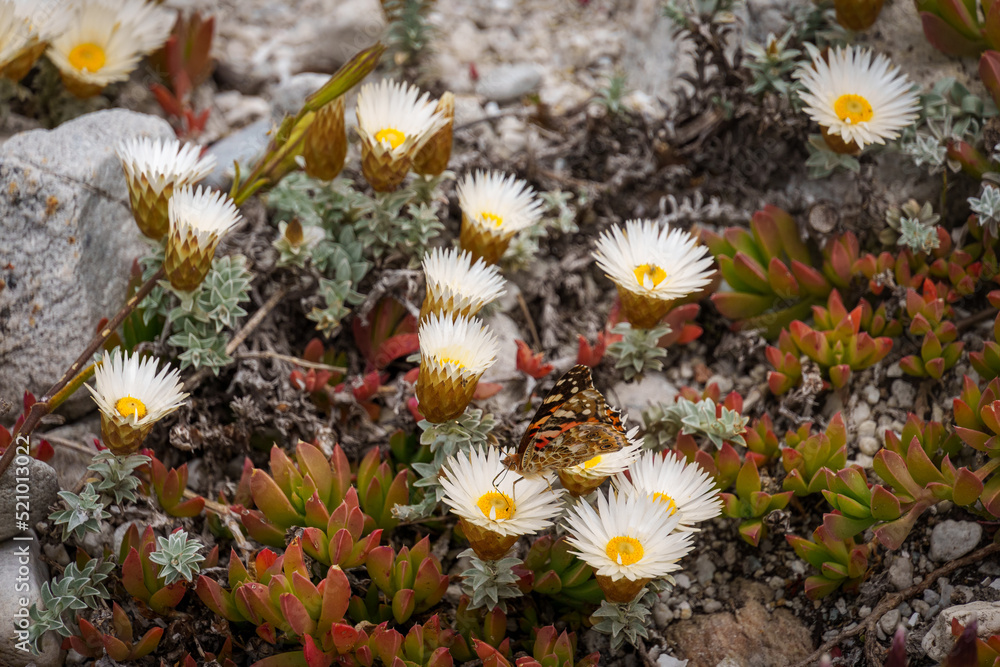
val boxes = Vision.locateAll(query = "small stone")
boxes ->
[854,453,874,468]
[859,606,872,619]
[678,601,693,620]
[0,536,61,666]
[929,521,983,562]
[923,602,1000,660]
[863,385,880,405]
[609,375,679,423]
[886,362,903,378]
[0,457,60,542]
[703,599,723,613]
[706,374,734,394]
[888,555,914,591]
[475,63,543,103]
[858,436,881,456]
[852,403,871,423]
[695,554,717,586]
[808,203,839,233]
[858,420,877,439]
[767,576,784,591]
[913,600,931,619]
[656,654,688,667]
[879,609,901,635]
[924,590,940,605]
[674,573,692,589]
[653,602,673,627]
[890,380,916,411]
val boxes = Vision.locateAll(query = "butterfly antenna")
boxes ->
[492,466,508,491]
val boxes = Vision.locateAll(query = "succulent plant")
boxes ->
[575,329,619,367]
[786,524,871,599]
[470,625,599,667]
[88,451,147,505]
[516,339,554,379]
[899,280,964,379]
[777,291,894,391]
[765,329,803,396]
[645,394,748,451]
[299,486,383,568]
[884,412,961,461]
[28,558,115,651]
[368,616,456,667]
[120,525,201,614]
[882,200,941,252]
[744,413,780,465]
[50,483,110,542]
[358,537,449,624]
[970,291,1000,382]
[62,603,163,661]
[703,205,832,338]
[606,323,670,380]
[148,529,206,585]
[719,457,793,546]
[781,413,848,496]
[953,376,1000,459]
[150,455,205,517]
[451,596,510,663]
[519,535,604,606]
[356,447,410,532]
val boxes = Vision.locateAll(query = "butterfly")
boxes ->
[502,365,629,476]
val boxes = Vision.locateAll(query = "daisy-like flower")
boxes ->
[558,429,642,497]
[47,0,173,98]
[564,490,694,602]
[117,136,217,241]
[415,312,500,423]
[795,44,919,154]
[614,450,722,530]
[420,247,507,321]
[164,185,242,291]
[457,170,544,265]
[0,0,63,82]
[86,349,188,455]
[355,78,447,192]
[592,219,714,329]
[440,446,562,559]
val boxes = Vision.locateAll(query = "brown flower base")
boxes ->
[413,92,455,177]
[617,286,673,330]
[415,363,480,423]
[304,96,347,181]
[596,575,650,603]
[360,140,411,192]
[461,520,518,560]
[558,469,607,497]
[821,126,863,156]
[459,217,513,266]
[101,414,152,455]
[126,178,173,241]
[834,0,884,31]
[165,232,219,292]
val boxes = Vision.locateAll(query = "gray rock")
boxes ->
[879,609,901,635]
[863,385,880,405]
[0,457,60,543]
[695,554,717,586]
[858,436,881,456]
[890,380,916,411]
[609,375,678,426]
[888,555,913,591]
[655,654,688,667]
[929,520,983,562]
[476,64,543,103]
[269,72,331,118]
[203,118,271,190]
[674,573,692,589]
[923,601,1000,660]
[0,534,62,666]
[0,110,171,418]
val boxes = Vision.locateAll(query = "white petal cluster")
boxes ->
[418,312,500,380]
[117,137,217,196]
[564,490,694,581]
[422,247,507,314]
[86,349,188,428]
[169,185,242,246]
[355,78,447,156]
[795,44,920,148]
[563,428,642,480]
[593,219,714,302]
[457,171,544,237]
[440,446,562,537]
[614,450,722,530]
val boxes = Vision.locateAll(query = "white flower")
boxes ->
[457,170,544,238]
[355,78,447,157]
[614,450,722,530]
[117,137,217,196]
[440,446,562,537]
[795,44,920,148]
[169,185,242,246]
[86,349,187,428]
[593,219,714,302]
[422,247,507,316]
[418,312,500,381]
[47,0,172,92]
[564,490,694,581]
[563,428,642,480]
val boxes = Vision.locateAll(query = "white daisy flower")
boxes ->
[441,446,561,539]
[457,170,544,236]
[795,44,919,149]
[117,137,217,239]
[87,349,187,454]
[421,247,507,320]
[614,450,722,530]
[355,78,447,191]
[564,489,694,582]
[47,0,173,97]
[592,219,714,329]
[416,312,500,423]
[164,185,242,291]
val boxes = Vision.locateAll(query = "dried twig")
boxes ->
[792,541,1000,667]
[236,350,346,372]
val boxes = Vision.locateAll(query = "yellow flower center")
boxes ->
[633,263,668,289]
[606,536,644,566]
[652,492,678,515]
[480,212,503,227]
[438,356,466,369]
[375,128,406,150]
[68,42,106,72]
[477,491,516,521]
[583,455,603,469]
[833,94,873,124]
[115,396,147,420]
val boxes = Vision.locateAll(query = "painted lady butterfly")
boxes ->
[502,365,628,476]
